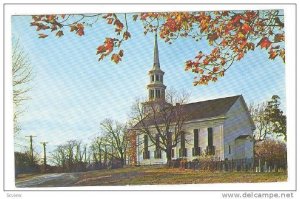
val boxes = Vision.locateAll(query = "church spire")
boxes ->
[146,33,166,102]
[153,32,160,69]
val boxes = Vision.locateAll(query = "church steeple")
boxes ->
[147,33,166,102]
[153,33,160,69]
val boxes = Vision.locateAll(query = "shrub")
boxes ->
[255,139,287,169]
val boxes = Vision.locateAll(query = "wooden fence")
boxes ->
[170,158,287,172]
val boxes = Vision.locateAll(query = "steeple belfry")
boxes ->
[146,33,166,102]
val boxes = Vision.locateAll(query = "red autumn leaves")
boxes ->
[178,11,284,85]
[31,11,285,85]
[70,23,85,36]
[31,15,85,38]
[97,14,129,63]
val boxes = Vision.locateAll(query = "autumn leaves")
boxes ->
[30,10,285,86]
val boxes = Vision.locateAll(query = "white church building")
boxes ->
[131,34,255,165]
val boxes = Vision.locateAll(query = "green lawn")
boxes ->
[73,166,287,186]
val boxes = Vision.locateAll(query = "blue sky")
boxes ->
[12,14,286,156]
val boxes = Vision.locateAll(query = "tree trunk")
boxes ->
[166,147,172,167]
[120,152,125,167]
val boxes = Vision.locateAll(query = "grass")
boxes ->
[73,166,287,186]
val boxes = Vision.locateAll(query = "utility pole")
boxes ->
[25,135,37,164]
[40,142,48,167]
[84,145,87,163]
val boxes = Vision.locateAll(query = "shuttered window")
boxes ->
[180,132,185,149]
[208,127,213,146]
[194,129,199,148]
[144,135,148,152]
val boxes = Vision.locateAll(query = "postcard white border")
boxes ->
[2,2,297,193]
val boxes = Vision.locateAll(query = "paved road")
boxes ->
[15,172,82,187]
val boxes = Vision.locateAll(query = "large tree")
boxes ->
[12,39,33,134]
[249,102,271,141]
[30,10,284,86]
[100,119,129,166]
[265,95,286,141]
[249,95,286,142]
[130,89,190,166]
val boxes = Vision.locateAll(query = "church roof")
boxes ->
[133,95,242,129]
[181,95,241,121]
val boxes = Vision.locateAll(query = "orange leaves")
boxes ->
[30,11,285,86]
[76,24,84,36]
[119,49,124,57]
[123,31,131,40]
[114,19,124,33]
[98,14,130,63]
[56,30,64,37]
[203,59,209,65]
[247,42,255,51]
[111,50,124,64]
[244,11,257,21]
[165,18,177,32]
[103,13,124,34]
[97,38,115,61]
[207,33,218,45]
[269,49,278,60]
[38,33,48,38]
[111,54,121,64]
[257,37,272,49]
[221,58,226,66]
[97,46,106,54]
[232,14,242,24]
[221,39,228,47]
[70,23,85,36]
[107,18,114,24]
[213,66,219,73]
[97,38,114,54]
[279,49,285,63]
[268,47,285,62]
[195,51,204,60]
[274,34,284,43]
[96,38,125,64]
[237,52,244,60]
[241,23,251,34]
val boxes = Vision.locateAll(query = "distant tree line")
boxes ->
[48,119,129,173]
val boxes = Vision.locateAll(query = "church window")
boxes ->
[208,127,213,146]
[155,89,161,98]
